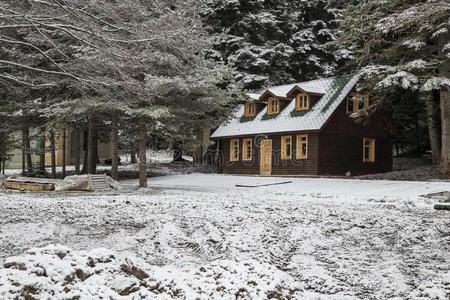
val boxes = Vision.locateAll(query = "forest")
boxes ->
[0,0,449,185]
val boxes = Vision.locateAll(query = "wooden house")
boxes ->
[211,74,396,176]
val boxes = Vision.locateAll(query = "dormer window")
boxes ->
[296,94,310,111]
[347,93,369,115]
[267,98,279,115]
[245,102,256,117]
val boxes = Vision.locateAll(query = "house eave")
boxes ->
[211,129,321,139]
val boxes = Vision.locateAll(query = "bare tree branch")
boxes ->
[0,35,69,73]
[0,73,58,87]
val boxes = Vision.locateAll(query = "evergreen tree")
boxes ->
[1,0,241,184]
[145,60,240,163]
[204,0,351,89]
[335,0,450,174]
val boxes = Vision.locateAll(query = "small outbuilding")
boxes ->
[211,74,396,176]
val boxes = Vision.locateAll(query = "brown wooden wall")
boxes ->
[318,99,393,175]
[218,132,320,175]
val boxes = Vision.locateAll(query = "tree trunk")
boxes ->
[172,140,183,162]
[441,90,450,175]
[22,125,32,173]
[81,130,88,174]
[50,130,56,179]
[130,147,137,164]
[62,129,66,178]
[439,33,450,175]
[194,126,211,164]
[111,111,119,180]
[94,129,99,164]
[138,116,147,187]
[425,92,441,164]
[414,113,421,154]
[87,115,96,174]
[25,130,32,173]
[21,126,25,175]
[39,127,46,172]
[73,129,81,175]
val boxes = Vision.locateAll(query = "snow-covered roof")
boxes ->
[245,93,261,100]
[211,74,359,138]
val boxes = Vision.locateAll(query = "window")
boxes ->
[281,136,292,159]
[245,102,256,116]
[296,94,310,111]
[363,138,375,162]
[296,134,308,159]
[268,98,280,114]
[346,93,369,114]
[243,138,252,161]
[230,139,239,161]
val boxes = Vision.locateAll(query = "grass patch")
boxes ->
[239,115,256,123]
[261,113,278,121]
[290,110,309,117]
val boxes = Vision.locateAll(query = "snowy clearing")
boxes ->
[1,174,449,299]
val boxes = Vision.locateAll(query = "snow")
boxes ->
[359,65,397,80]
[402,39,426,50]
[422,77,450,92]
[402,59,427,71]
[375,71,419,90]
[431,28,448,40]
[245,93,261,100]
[4,149,192,176]
[1,174,449,298]
[443,42,450,52]
[211,74,359,138]
[265,77,329,97]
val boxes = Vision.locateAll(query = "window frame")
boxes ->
[281,135,292,160]
[346,93,369,115]
[267,97,280,115]
[363,137,375,163]
[295,93,310,111]
[245,101,256,117]
[230,139,239,162]
[296,134,308,159]
[242,138,252,161]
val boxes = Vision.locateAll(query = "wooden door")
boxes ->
[260,139,272,175]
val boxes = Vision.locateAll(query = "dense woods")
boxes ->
[0,0,239,185]
[0,0,449,178]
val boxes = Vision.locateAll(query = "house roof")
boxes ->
[211,74,359,138]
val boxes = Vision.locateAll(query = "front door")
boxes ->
[260,139,272,175]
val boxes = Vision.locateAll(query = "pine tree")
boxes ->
[335,0,450,174]
[1,0,240,184]
[204,0,351,89]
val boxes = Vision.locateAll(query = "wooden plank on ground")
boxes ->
[6,176,64,185]
[236,181,292,188]
[3,181,55,191]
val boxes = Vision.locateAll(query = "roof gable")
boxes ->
[211,74,359,138]
[286,85,325,99]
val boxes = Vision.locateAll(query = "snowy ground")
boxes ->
[3,149,193,176]
[0,174,449,299]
